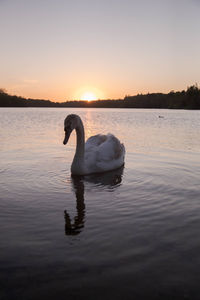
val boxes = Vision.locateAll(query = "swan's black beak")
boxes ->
[63,130,71,145]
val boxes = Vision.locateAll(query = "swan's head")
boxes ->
[63,114,80,145]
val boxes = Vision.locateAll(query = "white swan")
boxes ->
[63,114,125,175]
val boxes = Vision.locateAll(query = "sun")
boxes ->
[74,86,104,101]
[80,92,98,101]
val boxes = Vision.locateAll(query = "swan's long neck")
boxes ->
[71,119,85,175]
[75,121,85,159]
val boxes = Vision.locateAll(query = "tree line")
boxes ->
[0,85,200,109]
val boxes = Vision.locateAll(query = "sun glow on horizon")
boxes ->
[74,87,104,101]
[80,92,98,101]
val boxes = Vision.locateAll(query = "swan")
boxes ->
[63,114,125,175]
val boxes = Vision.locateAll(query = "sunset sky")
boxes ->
[1,0,200,101]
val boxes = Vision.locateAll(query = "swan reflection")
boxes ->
[64,166,124,235]
[64,176,85,236]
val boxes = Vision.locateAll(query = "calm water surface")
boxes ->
[0,108,200,299]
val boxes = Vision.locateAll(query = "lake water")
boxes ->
[0,107,200,300]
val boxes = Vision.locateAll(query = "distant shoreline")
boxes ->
[0,85,200,110]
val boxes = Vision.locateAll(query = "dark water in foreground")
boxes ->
[0,108,200,299]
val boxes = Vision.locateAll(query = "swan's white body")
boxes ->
[63,114,125,175]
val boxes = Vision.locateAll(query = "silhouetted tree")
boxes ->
[1,85,200,109]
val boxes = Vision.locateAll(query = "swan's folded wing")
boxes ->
[85,134,107,148]
[97,134,125,160]
[96,135,125,171]
[85,134,125,173]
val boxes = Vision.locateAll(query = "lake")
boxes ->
[0,107,200,300]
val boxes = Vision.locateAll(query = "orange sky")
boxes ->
[1,0,200,101]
